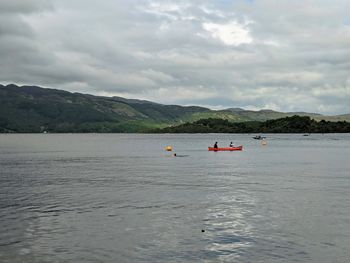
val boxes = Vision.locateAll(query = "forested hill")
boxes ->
[153,116,350,133]
[1,84,350,133]
[0,84,221,132]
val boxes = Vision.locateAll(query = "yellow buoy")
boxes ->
[165,145,173,151]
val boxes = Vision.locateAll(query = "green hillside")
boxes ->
[0,84,238,132]
[1,84,349,133]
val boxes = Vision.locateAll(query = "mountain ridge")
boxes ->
[1,84,349,133]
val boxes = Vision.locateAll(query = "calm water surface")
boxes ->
[0,134,350,262]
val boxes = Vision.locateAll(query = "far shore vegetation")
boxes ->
[1,115,350,133]
[152,116,350,134]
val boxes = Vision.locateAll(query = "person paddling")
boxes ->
[214,142,218,149]
[229,142,234,147]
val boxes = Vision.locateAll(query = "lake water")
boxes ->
[0,133,350,263]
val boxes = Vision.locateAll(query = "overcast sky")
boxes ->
[1,0,350,114]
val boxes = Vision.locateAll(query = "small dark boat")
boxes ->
[253,135,266,140]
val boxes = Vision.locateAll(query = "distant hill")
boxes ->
[1,84,349,132]
[313,114,350,122]
[225,108,323,121]
[0,84,238,132]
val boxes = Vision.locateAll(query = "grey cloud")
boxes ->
[0,0,52,14]
[0,16,33,37]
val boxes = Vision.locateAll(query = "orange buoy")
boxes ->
[165,145,173,151]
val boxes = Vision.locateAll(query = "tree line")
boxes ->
[152,115,350,133]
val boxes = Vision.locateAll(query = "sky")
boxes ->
[1,0,350,114]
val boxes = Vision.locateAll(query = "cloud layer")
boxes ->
[1,0,350,114]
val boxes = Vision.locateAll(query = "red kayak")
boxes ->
[208,146,243,151]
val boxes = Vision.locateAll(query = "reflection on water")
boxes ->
[0,133,350,262]
[204,193,255,262]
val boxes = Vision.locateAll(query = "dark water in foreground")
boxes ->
[0,134,350,263]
